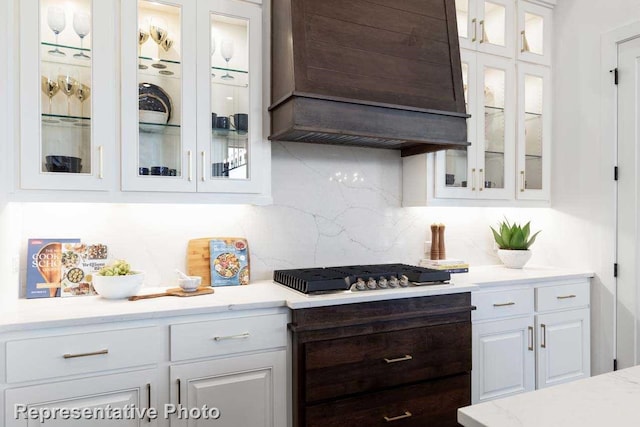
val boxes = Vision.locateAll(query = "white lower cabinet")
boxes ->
[5,370,157,426]
[170,351,286,427]
[471,278,590,404]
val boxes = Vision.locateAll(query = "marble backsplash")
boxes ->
[6,141,589,295]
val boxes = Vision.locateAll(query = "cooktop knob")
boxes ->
[388,276,399,288]
[399,275,410,287]
[355,278,366,291]
[378,276,388,288]
[366,277,377,290]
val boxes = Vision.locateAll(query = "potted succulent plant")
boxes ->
[490,219,541,269]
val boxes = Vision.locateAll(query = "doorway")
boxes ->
[616,35,640,369]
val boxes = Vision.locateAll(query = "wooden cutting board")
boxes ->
[129,286,214,301]
[187,237,249,286]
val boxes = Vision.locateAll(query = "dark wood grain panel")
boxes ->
[305,14,451,65]
[271,0,295,103]
[304,322,471,402]
[364,0,447,19]
[306,373,470,427]
[303,0,449,42]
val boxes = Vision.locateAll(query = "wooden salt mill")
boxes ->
[438,223,446,260]
[430,224,440,260]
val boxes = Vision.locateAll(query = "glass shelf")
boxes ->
[211,128,248,137]
[139,122,181,135]
[42,113,91,127]
[212,66,248,74]
[485,149,541,159]
[138,56,182,79]
[41,42,91,53]
[41,43,92,68]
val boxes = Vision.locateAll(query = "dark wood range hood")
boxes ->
[269,0,470,157]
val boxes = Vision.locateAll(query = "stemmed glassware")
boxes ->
[210,34,216,77]
[41,75,60,123]
[72,12,91,60]
[220,39,234,80]
[149,17,168,46]
[138,28,149,69]
[74,84,91,126]
[58,71,79,121]
[47,6,66,57]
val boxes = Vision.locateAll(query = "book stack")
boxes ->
[419,258,469,274]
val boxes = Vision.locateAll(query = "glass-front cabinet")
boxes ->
[455,0,515,59]
[121,0,263,193]
[517,63,550,200]
[436,52,515,200]
[517,1,552,66]
[20,0,117,190]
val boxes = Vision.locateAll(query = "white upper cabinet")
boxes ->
[456,0,515,58]
[436,52,515,200]
[121,0,264,194]
[517,1,552,66]
[20,0,117,190]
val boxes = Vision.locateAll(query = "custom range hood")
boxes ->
[269,0,470,157]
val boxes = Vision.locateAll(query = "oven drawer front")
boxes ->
[472,288,534,321]
[6,326,160,383]
[170,313,287,361]
[304,322,471,403]
[306,373,470,427]
[536,281,590,313]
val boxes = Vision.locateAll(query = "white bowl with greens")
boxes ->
[92,260,144,299]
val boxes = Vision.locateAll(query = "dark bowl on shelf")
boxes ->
[45,156,82,173]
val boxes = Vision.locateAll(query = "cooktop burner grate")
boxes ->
[273,263,450,294]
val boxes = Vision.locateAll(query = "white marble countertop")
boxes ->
[458,365,640,427]
[0,265,593,332]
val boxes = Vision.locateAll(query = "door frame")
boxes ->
[602,21,640,370]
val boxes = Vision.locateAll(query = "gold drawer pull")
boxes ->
[213,332,250,341]
[384,355,413,364]
[557,294,577,300]
[384,411,412,422]
[63,349,108,359]
[493,302,515,307]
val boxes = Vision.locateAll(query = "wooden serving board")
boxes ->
[186,237,250,286]
[129,286,214,301]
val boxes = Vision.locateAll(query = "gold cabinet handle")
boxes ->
[541,324,546,348]
[520,170,525,192]
[479,168,484,191]
[213,332,250,341]
[471,18,477,42]
[479,20,486,43]
[471,168,476,190]
[146,383,152,423]
[98,145,104,179]
[384,354,413,364]
[187,150,193,182]
[521,30,529,53]
[201,151,206,182]
[557,294,577,300]
[384,412,412,422]
[63,349,108,359]
[528,326,534,351]
[493,302,515,307]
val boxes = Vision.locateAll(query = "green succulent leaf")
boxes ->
[525,230,541,249]
[490,227,505,248]
[490,219,540,250]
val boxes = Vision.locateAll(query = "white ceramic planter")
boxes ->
[497,249,532,269]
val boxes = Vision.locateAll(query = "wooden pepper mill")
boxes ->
[438,223,446,260]
[430,224,440,260]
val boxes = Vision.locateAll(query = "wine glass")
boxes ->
[47,6,66,57]
[149,17,168,46]
[58,72,79,121]
[41,76,60,123]
[160,36,173,52]
[138,28,149,69]
[74,84,91,126]
[210,34,216,77]
[220,39,234,80]
[72,12,91,60]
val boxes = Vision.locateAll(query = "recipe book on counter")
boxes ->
[419,258,469,273]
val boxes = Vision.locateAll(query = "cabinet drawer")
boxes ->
[536,281,590,312]
[6,326,160,383]
[170,313,287,361]
[473,288,534,321]
[304,322,470,403]
[306,373,470,427]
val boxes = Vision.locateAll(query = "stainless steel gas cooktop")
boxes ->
[273,263,450,294]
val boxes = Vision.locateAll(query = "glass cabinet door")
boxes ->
[476,54,515,199]
[477,0,514,58]
[20,0,116,190]
[455,0,475,51]
[517,63,550,200]
[517,1,552,66]
[196,0,264,194]
[121,0,197,192]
